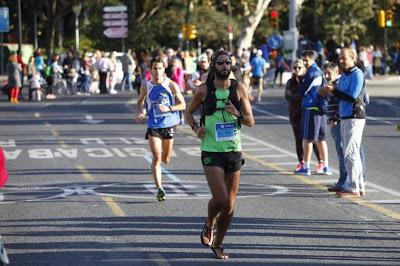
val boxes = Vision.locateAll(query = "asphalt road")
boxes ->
[0,78,399,265]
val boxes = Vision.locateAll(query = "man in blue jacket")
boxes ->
[295,50,331,176]
[321,48,366,198]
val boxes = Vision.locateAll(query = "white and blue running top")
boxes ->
[146,77,180,129]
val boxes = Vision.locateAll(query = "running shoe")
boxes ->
[295,162,304,172]
[294,167,311,176]
[323,166,332,176]
[156,187,166,201]
[315,162,324,174]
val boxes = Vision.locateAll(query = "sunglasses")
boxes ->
[293,66,302,70]
[216,60,232,65]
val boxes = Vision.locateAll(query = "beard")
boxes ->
[215,68,231,80]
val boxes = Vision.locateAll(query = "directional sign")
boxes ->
[103,5,127,13]
[103,12,128,20]
[103,27,128,39]
[103,20,128,27]
[0,7,9,33]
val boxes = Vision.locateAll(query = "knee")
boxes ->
[162,157,170,164]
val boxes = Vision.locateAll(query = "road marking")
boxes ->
[76,164,94,181]
[101,196,126,217]
[144,155,180,182]
[59,140,68,149]
[366,115,393,125]
[147,253,170,266]
[75,165,126,216]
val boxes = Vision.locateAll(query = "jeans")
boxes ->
[121,71,133,91]
[330,122,348,190]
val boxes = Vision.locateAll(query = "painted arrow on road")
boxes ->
[80,115,104,124]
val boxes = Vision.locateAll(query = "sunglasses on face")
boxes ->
[216,60,232,65]
[293,66,302,70]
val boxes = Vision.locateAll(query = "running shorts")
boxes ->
[201,151,244,174]
[145,127,176,140]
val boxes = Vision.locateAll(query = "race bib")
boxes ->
[215,122,237,142]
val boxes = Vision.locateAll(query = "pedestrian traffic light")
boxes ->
[385,10,394,27]
[378,10,386,28]
[187,24,197,40]
[270,10,279,30]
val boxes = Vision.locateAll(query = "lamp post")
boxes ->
[17,0,22,54]
[72,3,82,52]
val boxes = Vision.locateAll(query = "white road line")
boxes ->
[252,106,289,121]
[366,115,393,125]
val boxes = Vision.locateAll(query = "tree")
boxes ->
[300,0,374,44]
[235,0,272,51]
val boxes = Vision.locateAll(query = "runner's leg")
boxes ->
[161,139,174,164]
[148,136,163,188]
[213,170,240,247]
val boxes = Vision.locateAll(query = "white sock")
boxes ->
[304,161,310,169]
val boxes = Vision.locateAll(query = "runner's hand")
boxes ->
[135,113,145,123]
[226,100,239,117]
[197,126,206,139]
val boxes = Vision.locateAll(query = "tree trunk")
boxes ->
[236,0,271,51]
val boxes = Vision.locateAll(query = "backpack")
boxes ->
[200,79,242,127]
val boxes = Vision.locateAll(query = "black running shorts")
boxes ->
[145,127,176,140]
[201,151,244,174]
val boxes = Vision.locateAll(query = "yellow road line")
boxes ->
[75,165,126,217]
[243,151,400,220]
[58,140,68,149]
[101,196,126,217]
[76,164,94,181]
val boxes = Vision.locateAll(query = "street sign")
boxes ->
[103,20,128,27]
[103,13,128,19]
[0,7,9,33]
[103,27,128,38]
[103,5,127,13]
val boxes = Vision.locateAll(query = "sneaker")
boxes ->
[294,167,311,176]
[323,166,332,175]
[156,187,166,201]
[315,162,324,174]
[295,162,304,172]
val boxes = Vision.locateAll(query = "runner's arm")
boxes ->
[237,82,255,127]
[135,83,147,123]
[169,81,186,112]
[184,84,207,133]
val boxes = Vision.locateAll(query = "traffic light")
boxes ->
[270,10,279,30]
[187,24,197,40]
[181,24,197,40]
[378,10,385,27]
[385,10,394,27]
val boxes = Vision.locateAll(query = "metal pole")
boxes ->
[75,14,79,51]
[0,32,4,75]
[289,0,298,66]
[185,0,191,51]
[33,11,38,49]
[17,0,22,53]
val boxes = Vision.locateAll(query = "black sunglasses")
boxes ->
[216,60,232,65]
[293,66,302,70]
